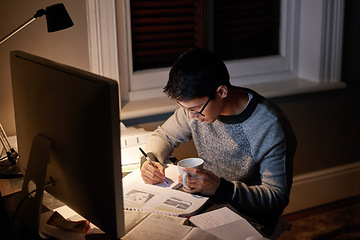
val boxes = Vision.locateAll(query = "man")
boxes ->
[140,48,297,236]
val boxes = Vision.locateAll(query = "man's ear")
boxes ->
[216,85,228,99]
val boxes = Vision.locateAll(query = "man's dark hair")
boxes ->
[163,48,230,101]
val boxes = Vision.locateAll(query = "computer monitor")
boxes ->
[10,51,125,239]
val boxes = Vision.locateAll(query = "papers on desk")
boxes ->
[39,164,264,240]
[190,207,267,240]
[120,122,152,172]
[123,211,220,240]
[40,205,220,240]
[39,205,103,240]
[122,164,209,217]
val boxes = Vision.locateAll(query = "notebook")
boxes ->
[122,164,209,217]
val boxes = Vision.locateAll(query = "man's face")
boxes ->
[177,97,221,123]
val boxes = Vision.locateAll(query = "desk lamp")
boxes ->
[0,3,74,44]
[0,3,74,178]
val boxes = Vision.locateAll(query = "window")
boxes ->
[213,0,280,61]
[130,0,280,71]
[86,0,345,119]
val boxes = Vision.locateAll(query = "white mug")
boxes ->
[177,158,204,190]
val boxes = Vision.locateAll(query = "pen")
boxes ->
[139,147,168,184]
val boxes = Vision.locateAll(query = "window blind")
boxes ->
[130,0,205,71]
[130,0,279,71]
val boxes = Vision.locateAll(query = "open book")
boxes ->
[122,164,209,217]
[123,210,220,240]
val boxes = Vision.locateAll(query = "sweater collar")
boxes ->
[217,89,260,124]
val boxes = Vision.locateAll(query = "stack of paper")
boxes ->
[120,122,152,172]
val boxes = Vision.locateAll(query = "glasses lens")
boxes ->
[176,97,210,117]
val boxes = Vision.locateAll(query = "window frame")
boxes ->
[86,0,345,119]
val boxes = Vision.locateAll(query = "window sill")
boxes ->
[120,78,346,121]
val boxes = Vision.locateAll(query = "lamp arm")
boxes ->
[0,124,19,164]
[0,8,46,45]
[0,17,36,45]
[0,132,10,152]
[0,124,11,152]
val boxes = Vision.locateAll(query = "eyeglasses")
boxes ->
[176,97,211,117]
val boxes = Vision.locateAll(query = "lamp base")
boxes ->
[0,159,22,179]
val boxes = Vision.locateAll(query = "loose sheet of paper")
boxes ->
[189,206,243,229]
[190,207,263,240]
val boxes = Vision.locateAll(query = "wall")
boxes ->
[0,0,90,136]
[276,89,360,175]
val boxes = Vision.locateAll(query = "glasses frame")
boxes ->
[176,97,211,117]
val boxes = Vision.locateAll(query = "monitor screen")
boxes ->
[10,51,125,239]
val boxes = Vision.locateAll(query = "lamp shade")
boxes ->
[45,3,74,32]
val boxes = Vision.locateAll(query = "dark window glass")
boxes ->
[130,0,280,71]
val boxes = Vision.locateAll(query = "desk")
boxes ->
[0,177,271,240]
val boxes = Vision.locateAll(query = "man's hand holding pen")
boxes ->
[140,160,166,185]
[139,148,168,185]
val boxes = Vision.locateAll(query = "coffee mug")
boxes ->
[177,158,204,190]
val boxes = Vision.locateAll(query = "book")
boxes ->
[123,210,220,240]
[189,207,267,240]
[122,164,209,217]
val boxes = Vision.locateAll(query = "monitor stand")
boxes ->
[17,134,52,237]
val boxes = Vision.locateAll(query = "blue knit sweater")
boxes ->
[145,89,296,233]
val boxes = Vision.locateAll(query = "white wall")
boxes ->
[0,0,90,136]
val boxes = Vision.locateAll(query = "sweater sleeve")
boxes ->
[145,108,193,164]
